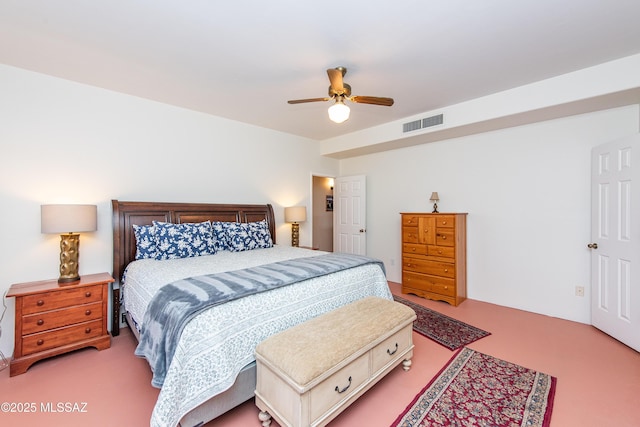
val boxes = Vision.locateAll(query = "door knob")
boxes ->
[587,243,598,249]
[359,229,366,233]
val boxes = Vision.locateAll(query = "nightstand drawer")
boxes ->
[22,301,103,335]
[22,319,104,356]
[21,284,103,315]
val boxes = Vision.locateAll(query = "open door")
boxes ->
[590,134,639,351]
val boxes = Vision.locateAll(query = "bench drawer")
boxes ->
[371,324,413,375]
[309,353,369,421]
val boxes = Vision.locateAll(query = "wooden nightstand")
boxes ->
[7,272,114,376]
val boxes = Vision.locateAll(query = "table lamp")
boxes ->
[284,206,307,247]
[429,192,440,213]
[41,204,97,283]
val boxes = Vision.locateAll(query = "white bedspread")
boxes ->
[123,246,392,427]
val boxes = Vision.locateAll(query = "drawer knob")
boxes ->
[444,269,449,273]
[85,291,92,298]
[335,376,352,394]
[85,309,92,316]
[387,342,399,356]
[438,250,442,254]
[37,319,44,326]
[37,300,44,306]
[442,221,447,225]
[441,235,447,240]
[37,339,44,346]
[411,247,416,252]
[85,327,92,334]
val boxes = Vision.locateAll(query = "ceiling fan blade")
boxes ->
[287,97,330,104]
[350,96,394,107]
[327,68,345,94]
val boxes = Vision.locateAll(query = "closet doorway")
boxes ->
[311,175,334,252]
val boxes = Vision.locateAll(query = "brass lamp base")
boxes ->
[291,223,300,247]
[58,233,81,283]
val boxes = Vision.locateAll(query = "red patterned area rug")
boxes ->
[392,347,556,427]
[393,296,490,350]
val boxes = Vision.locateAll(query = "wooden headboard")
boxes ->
[111,200,276,286]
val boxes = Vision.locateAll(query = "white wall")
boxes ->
[0,64,338,357]
[340,105,639,324]
[1,62,638,359]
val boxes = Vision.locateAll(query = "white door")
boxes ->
[334,175,366,255]
[591,134,640,351]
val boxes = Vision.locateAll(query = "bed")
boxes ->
[111,200,393,427]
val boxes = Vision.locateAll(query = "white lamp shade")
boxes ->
[41,204,98,234]
[328,101,350,123]
[429,192,440,202]
[284,206,307,223]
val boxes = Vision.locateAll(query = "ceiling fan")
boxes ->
[287,66,394,123]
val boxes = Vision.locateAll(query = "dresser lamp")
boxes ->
[284,206,307,247]
[41,204,97,283]
[429,192,440,213]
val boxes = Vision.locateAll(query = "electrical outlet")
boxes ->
[121,313,127,324]
[575,286,585,297]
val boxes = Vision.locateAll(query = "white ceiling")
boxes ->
[2,0,640,141]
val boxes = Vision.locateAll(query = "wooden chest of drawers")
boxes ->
[401,213,467,306]
[7,272,114,376]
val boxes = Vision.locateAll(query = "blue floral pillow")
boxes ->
[133,224,158,260]
[153,221,217,260]
[226,220,274,252]
[211,221,232,251]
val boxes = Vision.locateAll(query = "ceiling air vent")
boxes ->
[423,114,443,128]
[402,119,422,133]
[402,114,444,133]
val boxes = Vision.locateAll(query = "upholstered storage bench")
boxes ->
[254,296,416,427]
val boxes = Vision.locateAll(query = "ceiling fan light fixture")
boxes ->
[328,99,350,123]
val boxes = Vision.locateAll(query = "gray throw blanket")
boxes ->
[134,253,385,387]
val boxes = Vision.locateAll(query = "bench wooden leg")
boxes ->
[258,410,272,426]
[403,358,412,371]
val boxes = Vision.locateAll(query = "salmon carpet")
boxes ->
[393,347,556,427]
[393,296,490,350]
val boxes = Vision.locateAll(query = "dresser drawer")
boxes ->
[402,215,421,227]
[435,229,455,247]
[404,257,455,278]
[434,215,455,228]
[21,285,103,315]
[429,277,456,296]
[22,319,104,356]
[403,271,456,295]
[402,227,419,243]
[427,245,455,258]
[403,243,426,255]
[371,324,413,374]
[21,302,103,335]
[309,352,369,421]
